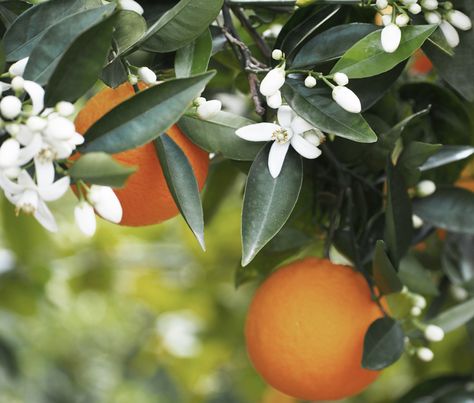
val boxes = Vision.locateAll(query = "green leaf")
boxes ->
[0,1,30,29]
[112,10,147,56]
[154,134,205,250]
[241,145,303,266]
[23,3,115,85]
[68,152,136,188]
[385,161,413,266]
[331,25,437,78]
[431,298,474,333]
[424,26,455,56]
[44,15,115,106]
[100,57,128,88]
[175,29,212,78]
[398,254,439,296]
[177,112,265,161]
[373,240,403,295]
[282,80,377,143]
[291,23,378,68]
[141,0,224,53]
[362,317,405,370]
[3,0,101,61]
[397,142,441,187]
[81,72,215,154]
[413,187,474,235]
[420,146,474,172]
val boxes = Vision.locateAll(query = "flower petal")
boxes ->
[290,134,322,159]
[9,57,29,77]
[290,116,314,135]
[277,105,294,128]
[268,141,290,178]
[23,80,45,115]
[17,133,43,165]
[35,158,55,187]
[38,176,70,202]
[75,202,97,237]
[235,123,278,142]
[260,67,285,97]
[34,199,58,232]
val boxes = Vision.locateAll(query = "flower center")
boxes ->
[272,128,290,144]
[37,147,56,162]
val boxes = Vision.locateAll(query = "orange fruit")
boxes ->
[410,50,433,75]
[245,257,383,401]
[374,5,392,26]
[74,83,209,226]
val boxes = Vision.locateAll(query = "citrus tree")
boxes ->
[0,0,474,401]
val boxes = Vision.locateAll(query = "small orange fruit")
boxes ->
[74,83,209,226]
[245,257,383,401]
[410,50,433,75]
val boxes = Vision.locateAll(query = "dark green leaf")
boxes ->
[431,298,474,332]
[373,240,403,295]
[177,112,265,161]
[362,317,405,370]
[398,254,439,296]
[282,80,377,143]
[100,57,128,88]
[3,0,100,61]
[420,146,474,172]
[112,10,147,55]
[413,187,474,234]
[398,141,441,187]
[0,1,30,29]
[175,29,212,78]
[154,134,205,250]
[69,152,136,188]
[81,71,215,154]
[331,25,437,78]
[241,145,303,266]
[24,3,115,85]
[44,15,115,106]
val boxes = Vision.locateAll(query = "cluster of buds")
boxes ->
[193,97,222,120]
[411,180,436,228]
[260,50,362,114]
[376,0,472,53]
[0,57,122,236]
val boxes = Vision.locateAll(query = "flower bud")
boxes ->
[409,4,422,14]
[304,75,317,88]
[329,245,353,266]
[128,74,138,85]
[424,324,445,342]
[413,294,427,309]
[0,96,22,119]
[26,116,47,132]
[272,49,284,61]
[137,67,157,85]
[424,11,442,24]
[260,66,286,97]
[118,0,144,15]
[412,214,424,229]
[440,20,460,48]
[382,15,392,26]
[332,86,362,114]
[56,101,75,117]
[44,116,76,140]
[195,97,206,106]
[333,72,349,86]
[75,201,97,237]
[376,0,388,10]
[0,138,20,168]
[266,91,282,109]
[448,10,472,31]
[450,285,469,301]
[416,180,436,197]
[417,347,434,362]
[421,0,439,11]
[88,185,123,224]
[411,306,422,316]
[197,100,222,120]
[11,76,24,91]
[396,13,410,27]
[8,57,29,77]
[381,24,402,53]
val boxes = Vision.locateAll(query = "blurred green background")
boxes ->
[0,173,473,403]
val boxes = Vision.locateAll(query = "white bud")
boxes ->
[416,180,436,197]
[118,0,144,15]
[413,294,427,309]
[417,347,434,362]
[396,13,410,27]
[376,0,388,10]
[381,24,402,53]
[382,15,392,26]
[333,72,349,86]
[272,49,284,61]
[409,4,422,14]
[402,0,418,4]
[260,66,286,97]
[266,90,282,109]
[450,285,469,301]
[44,116,76,140]
[329,245,353,266]
[26,116,47,132]
[56,101,75,117]
[304,75,317,88]
[0,138,20,168]
[88,185,123,224]
[11,76,24,92]
[440,20,460,48]
[448,10,472,31]
[421,0,439,11]
[411,306,422,316]
[412,214,424,229]
[424,324,445,342]
[424,11,442,24]
[8,57,29,77]
[75,202,97,237]
[137,67,157,85]
[332,86,362,114]
[0,96,22,119]
[195,97,206,106]
[197,100,222,120]
[128,74,138,85]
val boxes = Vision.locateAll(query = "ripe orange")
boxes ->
[74,83,209,226]
[410,50,433,75]
[245,257,383,401]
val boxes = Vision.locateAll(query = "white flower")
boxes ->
[424,11,442,24]
[416,180,436,197]
[118,0,144,15]
[412,214,424,229]
[333,72,349,86]
[56,101,75,117]
[26,116,47,132]
[272,49,283,61]
[440,20,460,48]
[332,86,362,113]
[411,306,422,316]
[448,10,472,31]
[396,13,410,27]
[260,66,286,97]
[75,201,97,236]
[421,0,438,11]
[8,57,29,77]
[235,105,322,178]
[266,90,282,109]
[417,347,434,362]
[137,66,157,85]
[376,0,388,10]
[0,96,22,119]
[304,75,317,88]
[88,185,123,224]
[197,100,222,120]
[424,324,445,342]
[3,71,45,116]
[381,23,402,53]
[409,4,422,14]
[0,139,21,169]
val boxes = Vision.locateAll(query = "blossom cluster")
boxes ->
[0,58,122,236]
